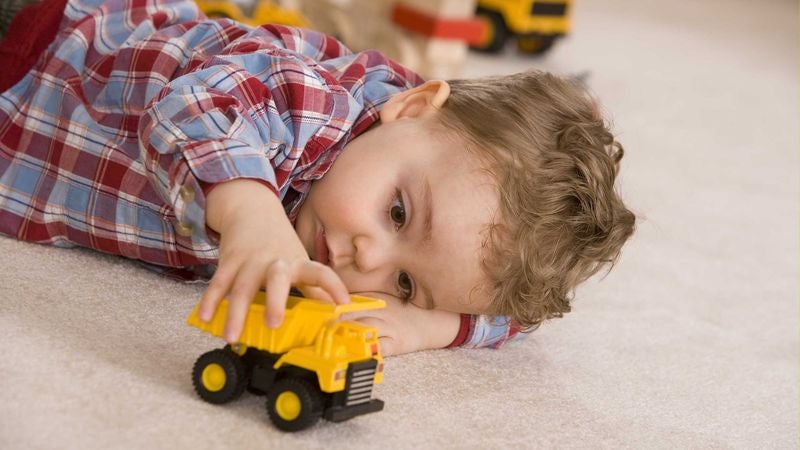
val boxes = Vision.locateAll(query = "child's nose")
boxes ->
[352,234,392,273]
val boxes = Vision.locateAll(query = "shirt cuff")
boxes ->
[446,313,473,348]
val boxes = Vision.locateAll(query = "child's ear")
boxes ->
[380,80,451,123]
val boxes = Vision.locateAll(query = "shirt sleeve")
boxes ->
[447,314,532,349]
[135,25,366,258]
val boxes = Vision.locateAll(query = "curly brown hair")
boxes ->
[437,70,636,330]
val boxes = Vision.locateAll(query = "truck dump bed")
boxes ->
[187,293,385,354]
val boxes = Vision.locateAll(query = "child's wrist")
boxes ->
[205,179,279,233]
[425,310,462,350]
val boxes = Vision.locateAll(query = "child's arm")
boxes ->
[341,298,461,356]
[344,305,528,355]
[199,178,349,342]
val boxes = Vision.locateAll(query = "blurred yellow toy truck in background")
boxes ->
[472,0,572,54]
[194,0,309,28]
[188,293,385,431]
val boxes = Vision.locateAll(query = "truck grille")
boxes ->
[531,2,568,16]
[345,360,377,406]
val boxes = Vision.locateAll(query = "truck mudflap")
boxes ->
[324,399,384,423]
[324,359,384,423]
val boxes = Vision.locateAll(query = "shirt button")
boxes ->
[179,185,195,203]
[175,222,193,237]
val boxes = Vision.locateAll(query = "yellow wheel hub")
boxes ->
[201,363,227,392]
[275,391,302,421]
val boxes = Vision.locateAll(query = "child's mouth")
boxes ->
[315,227,330,265]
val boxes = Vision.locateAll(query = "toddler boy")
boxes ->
[0,0,635,355]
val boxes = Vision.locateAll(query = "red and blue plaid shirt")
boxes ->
[0,0,520,349]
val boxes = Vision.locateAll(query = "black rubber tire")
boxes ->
[192,348,247,405]
[471,7,508,53]
[266,377,324,432]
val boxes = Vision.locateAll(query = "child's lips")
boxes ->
[315,227,329,265]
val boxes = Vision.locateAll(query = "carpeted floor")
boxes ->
[1,0,797,448]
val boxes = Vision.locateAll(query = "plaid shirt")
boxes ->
[0,0,520,349]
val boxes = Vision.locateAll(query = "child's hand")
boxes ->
[341,297,461,356]
[198,179,349,343]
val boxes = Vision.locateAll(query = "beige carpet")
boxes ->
[1,0,797,448]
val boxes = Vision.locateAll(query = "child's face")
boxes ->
[294,115,498,314]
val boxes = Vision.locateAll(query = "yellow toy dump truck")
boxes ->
[187,293,385,431]
[472,0,572,54]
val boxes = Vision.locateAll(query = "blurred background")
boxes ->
[196,0,577,79]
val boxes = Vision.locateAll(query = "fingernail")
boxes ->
[199,309,210,322]
[267,317,281,328]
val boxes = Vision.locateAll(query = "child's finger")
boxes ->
[264,259,292,328]
[377,337,396,357]
[223,298,248,343]
[223,265,264,343]
[198,264,236,322]
[296,285,334,303]
[292,261,350,304]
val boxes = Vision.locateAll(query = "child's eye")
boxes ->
[388,189,406,229]
[397,270,415,302]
